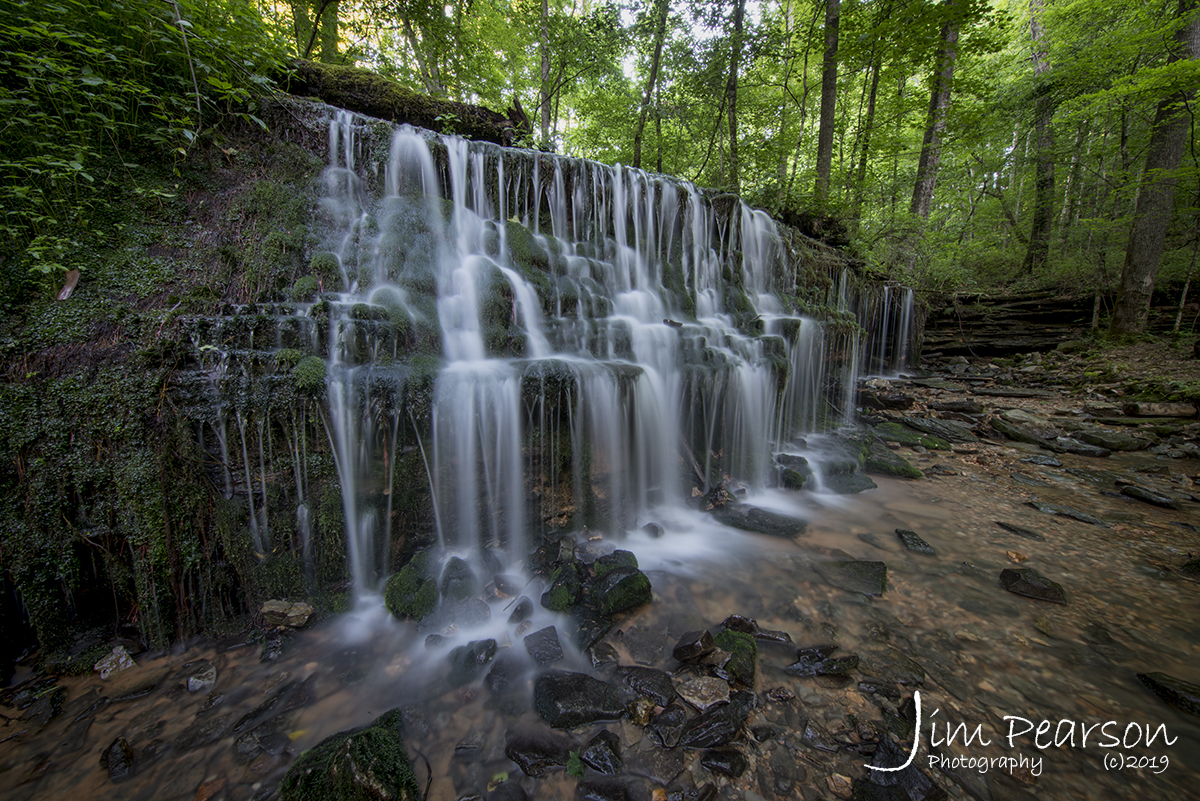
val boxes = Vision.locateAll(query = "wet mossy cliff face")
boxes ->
[0,93,876,677]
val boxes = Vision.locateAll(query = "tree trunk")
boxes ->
[910,0,961,220]
[1021,0,1055,273]
[726,0,746,192]
[784,1,822,201]
[318,0,338,62]
[540,0,551,143]
[814,0,840,204]
[850,52,881,231]
[1110,0,1199,335]
[633,0,671,170]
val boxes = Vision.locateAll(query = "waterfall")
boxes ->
[200,110,917,597]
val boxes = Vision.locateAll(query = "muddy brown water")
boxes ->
[2,439,1199,801]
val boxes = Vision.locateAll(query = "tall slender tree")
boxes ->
[1021,0,1056,273]
[911,0,963,219]
[814,0,840,204]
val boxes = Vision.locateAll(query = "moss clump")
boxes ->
[714,628,757,688]
[291,275,320,300]
[383,551,436,620]
[280,707,419,801]
[275,348,304,369]
[593,568,651,616]
[592,550,638,579]
[292,356,327,394]
[873,422,950,451]
[781,468,806,489]
[540,562,582,612]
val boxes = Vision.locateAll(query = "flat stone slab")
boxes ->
[895,529,936,555]
[994,521,1046,541]
[713,504,807,537]
[1138,672,1200,718]
[974,387,1058,398]
[1027,501,1105,526]
[999,568,1068,604]
[817,560,887,596]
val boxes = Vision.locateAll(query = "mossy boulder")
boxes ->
[291,275,320,301]
[592,567,652,616]
[540,562,583,612]
[873,422,951,450]
[864,439,923,479]
[292,356,327,395]
[592,550,638,579]
[383,552,437,621]
[713,629,757,688]
[439,556,479,601]
[279,707,419,801]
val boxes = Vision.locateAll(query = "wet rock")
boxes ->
[874,422,951,450]
[576,776,643,801]
[895,529,935,555]
[488,781,530,801]
[712,503,808,537]
[865,439,923,479]
[924,464,959,476]
[994,521,1046,541]
[901,416,978,443]
[486,651,528,695]
[860,734,948,801]
[541,562,583,612]
[581,730,623,775]
[504,725,573,777]
[232,681,296,735]
[861,650,925,686]
[524,626,564,665]
[592,566,652,616]
[567,607,614,651]
[615,666,676,707]
[785,650,858,677]
[646,702,691,747]
[990,416,1058,448]
[999,568,1068,604]
[184,660,217,694]
[448,639,498,687]
[678,692,755,749]
[1120,484,1179,509]
[19,684,65,727]
[1054,436,1112,457]
[929,400,984,414]
[1077,428,1152,451]
[492,573,524,598]
[508,596,534,624]
[817,560,888,596]
[594,550,639,578]
[802,719,839,752]
[384,552,437,621]
[101,736,135,781]
[821,470,879,495]
[590,642,620,667]
[673,629,716,663]
[722,614,792,643]
[94,646,135,679]
[677,676,730,712]
[620,625,666,664]
[857,677,901,700]
[1010,471,1051,487]
[261,600,314,627]
[912,378,968,392]
[713,629,757,688]
[439,556,480,602]
[1138,672,1200,718]
[1021,454,1062,467]
[1026,501,1105,526]
[701,747,747,778]
[279,708,419,801]
[642,522,664,538]
[533,670,625,729]
[175,712,235,751]
[259,630,292,662]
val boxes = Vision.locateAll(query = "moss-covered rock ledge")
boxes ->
[284,60,529,146]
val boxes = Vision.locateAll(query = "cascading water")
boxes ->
[226,111,916,599]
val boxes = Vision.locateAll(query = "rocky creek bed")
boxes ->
[2,348,1200,801]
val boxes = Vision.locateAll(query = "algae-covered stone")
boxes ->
[540,562,583,612]
[439,556,479,601]
[280,708,419,801]
[713,628,757,688]
[384,552,437,620]
[593,567,652,615]
[291,356,327,395]
[864,439,922,479]
[873,422,950,451]
[593,550,638,579]
[447,639,498,687]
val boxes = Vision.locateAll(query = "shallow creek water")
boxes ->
[3,439,1199,801]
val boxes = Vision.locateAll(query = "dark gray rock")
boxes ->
[1026,501,1105,526]
[615,665,676,707]
[591,566,652,616]
[901,416,979,443]
[785,653,858,677]
[821,470,879,494]
[524,627,564,665]
[1054,436,1111,457]
[1078,429,1151,452]
[486,651,529,695]
[999,568,1068,604]
[101,736,135,781]
[994,521,1046,541]
[183,660,217,694]
[533,671,625,729]
[929,400,984,413]
[508,596,534,624]
[504,725,573,777]
[580,730,623,775]
[440,556,480,601]
[566,607,613,651]
[678,692,755,749]
[1138,672,1200,718]
[722,614,792,643]
[541,562,583,612]
[673,630,716,663]
[1010,471,1052,487]
[448,639,498,687]
[861,650,925,686]
[1120,484,1179,509]
[924,464,959,476]
[895,529,936,555]
[701,747,747,778]
[1021,454,1062,466]
[861,734,949,800]
[712,504,807,537]
[817,560,888,596]
[645,702,691,748]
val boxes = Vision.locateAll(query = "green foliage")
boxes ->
[280,707,420,801]
[566,750,585,779]
[0,0,288,291]
[292,356,327,394]
[383,551,437,620]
